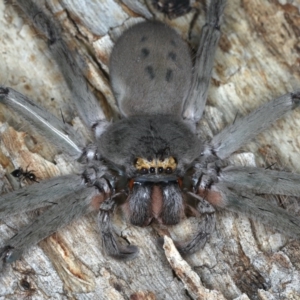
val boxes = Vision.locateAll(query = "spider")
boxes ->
[0,0,300,292]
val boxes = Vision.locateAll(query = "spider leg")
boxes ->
[98,197,138,260]
[210,184,300,239]
[210,91,300,159]
[176,193,216,255]
[220,166,300,196]
[0,87,85,157]
[183,0,226,123]
[0,175,84,218]
[0,186,99,266]
[14,0,109,133]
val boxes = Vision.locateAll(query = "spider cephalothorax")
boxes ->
[97,116,202,175]
[93,114,205,241]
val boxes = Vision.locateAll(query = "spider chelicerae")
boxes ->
[0,0,300,286]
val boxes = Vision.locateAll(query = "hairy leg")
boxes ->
[219,166,300,196]
[0,186,99,267]
[211,91,300,159]
[210,184,300,239]
[14,0,109,132]
[0,87,85,157]
[176,193,216,255]
[98,197,138,260]
[183,0,227,123]
[0,175,83,218]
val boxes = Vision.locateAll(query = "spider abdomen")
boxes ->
[110,21,192,117]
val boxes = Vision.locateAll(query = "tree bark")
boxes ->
[0,0,300,299]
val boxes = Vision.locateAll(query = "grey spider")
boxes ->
[0,0,300,271]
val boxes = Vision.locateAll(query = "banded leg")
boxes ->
[14,0,109,132]
[183,0,227,122]
[219,166,300,196]
[0,175,84,218]
[0,186,99,266]
[98,197,138,260]
[0,87,85,157]
[211,91,300,159]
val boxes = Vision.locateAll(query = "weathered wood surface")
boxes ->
[0,0,300,299]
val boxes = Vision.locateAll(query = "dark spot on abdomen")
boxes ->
[140,36,147,42]
[141,48,150,58]
[170,39,177,47]
[165,69,173,82]
[168,52,176,61]
[145,66,155,79]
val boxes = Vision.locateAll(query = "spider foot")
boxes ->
[99,197,139,260]
[177,213,216,255]
[158,194,216,255]
[101,232,139,261]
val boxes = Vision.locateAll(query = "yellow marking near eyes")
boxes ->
[158,156,177,169]
[134,157,177,173]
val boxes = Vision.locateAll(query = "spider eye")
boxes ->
[150,167,155,173]
[140,168,148,174]
[158,167,164,173]
[165,167,172,174]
